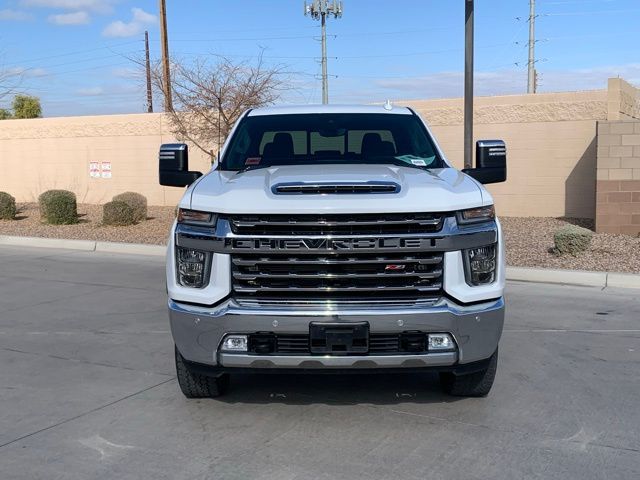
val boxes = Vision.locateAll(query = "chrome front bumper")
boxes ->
[219,352,457,369]
[169,297,505,369]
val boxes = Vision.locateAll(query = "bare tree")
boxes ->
[145,53,288,158]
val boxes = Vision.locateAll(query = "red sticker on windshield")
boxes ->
[245,157,261,165]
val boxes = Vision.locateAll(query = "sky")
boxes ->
[0,0,639,117]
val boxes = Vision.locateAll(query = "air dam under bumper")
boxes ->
[169,297,504,370]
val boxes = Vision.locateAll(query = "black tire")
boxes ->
[440,348,498,397]
[175,346,229,398]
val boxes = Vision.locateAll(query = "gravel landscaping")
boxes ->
[501,217,640,273]
[0,203,173,245]
[1,203,639,273]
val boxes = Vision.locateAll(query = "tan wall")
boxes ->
[607,78,640,121]
[0,113,212,207]
[595,120,640,235]
[405,90,607,218]
[0,84,633,219]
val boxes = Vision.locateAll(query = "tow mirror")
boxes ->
[462,140,507,184]
[159,143,203,187]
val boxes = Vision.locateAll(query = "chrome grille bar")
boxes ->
[231,218,441,228]
[233,270,442,280]
[232,255,443,266]
[227,212,444,236]
[232,284,443,294]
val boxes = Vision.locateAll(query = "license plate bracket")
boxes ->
[309,322,369,355]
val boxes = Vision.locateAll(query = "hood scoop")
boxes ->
[272,181,401,195]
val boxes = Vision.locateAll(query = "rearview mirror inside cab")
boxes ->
[462,140,507,185]
[159,143,203,187]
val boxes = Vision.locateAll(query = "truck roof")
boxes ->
[247,104,413,116]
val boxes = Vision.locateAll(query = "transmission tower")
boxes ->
[304,0,343,104]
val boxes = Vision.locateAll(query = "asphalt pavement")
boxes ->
[0,246,638,480]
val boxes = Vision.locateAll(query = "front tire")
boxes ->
[175,346,229,398]
[440,349,498,397]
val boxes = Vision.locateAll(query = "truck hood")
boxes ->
[187,165,489,214]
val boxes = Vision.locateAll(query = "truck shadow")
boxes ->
[217,372,465,405]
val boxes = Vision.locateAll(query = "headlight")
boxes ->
[464,244,497,286]
[457,205,495,225]
[177,208,217,226]
[176,247,212,288]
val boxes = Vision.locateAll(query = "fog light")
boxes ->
[428,333,455,351]
[222,335,248,352]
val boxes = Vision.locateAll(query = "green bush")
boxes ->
[103,201,136,226]
[113,192,147,223]
[38,190,77,225]
[0,192,17,220]
[554,225,593,255]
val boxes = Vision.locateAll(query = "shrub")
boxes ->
[38,190,77,225]
[554,225,593,255]
[0,192,16,220]
[113,192,147,223]
[103,201,136,226]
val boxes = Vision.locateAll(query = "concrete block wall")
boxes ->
[595,120,640,235]
[607,78,640,121]
[1,79,637,216]
[0,113,213,207]
[407,91,606,219]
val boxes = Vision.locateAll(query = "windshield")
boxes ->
[220,113,445,171]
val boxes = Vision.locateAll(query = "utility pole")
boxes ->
[144,30,153,113]
[158,0,172,111]
[527,0,536,94]
[464,0,474,169]
[304,1,343,104]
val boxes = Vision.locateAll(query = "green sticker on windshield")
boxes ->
[396,155,436,167]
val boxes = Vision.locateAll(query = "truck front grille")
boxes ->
[227,212,444,236]
[231,252,443,304]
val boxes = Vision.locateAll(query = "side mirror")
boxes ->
[159,143,203,187]
[462,140,507,184]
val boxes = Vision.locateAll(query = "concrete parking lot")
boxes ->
[0,246,639,479]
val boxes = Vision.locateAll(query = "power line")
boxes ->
[2,40,141,68]
[539,0,618,4]
[14,61,134,81]
[17,51,140,72]
[172,42,512,62]
[544,8,640,16]
[542,0,617,7]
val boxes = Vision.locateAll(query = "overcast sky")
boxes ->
[1,0,639,117]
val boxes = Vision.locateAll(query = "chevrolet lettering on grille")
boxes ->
[228,237,434,251]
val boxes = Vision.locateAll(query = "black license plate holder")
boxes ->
[309,322,369,354]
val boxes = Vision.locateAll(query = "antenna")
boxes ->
[304,1,343,104]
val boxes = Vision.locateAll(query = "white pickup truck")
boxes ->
[159,105,507,398]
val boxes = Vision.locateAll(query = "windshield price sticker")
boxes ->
[245,157,262,165]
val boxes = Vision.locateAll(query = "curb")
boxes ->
[506,266,640,289]
[506,266,607,288]
[0,235,166,257]
[2,235,639,289]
